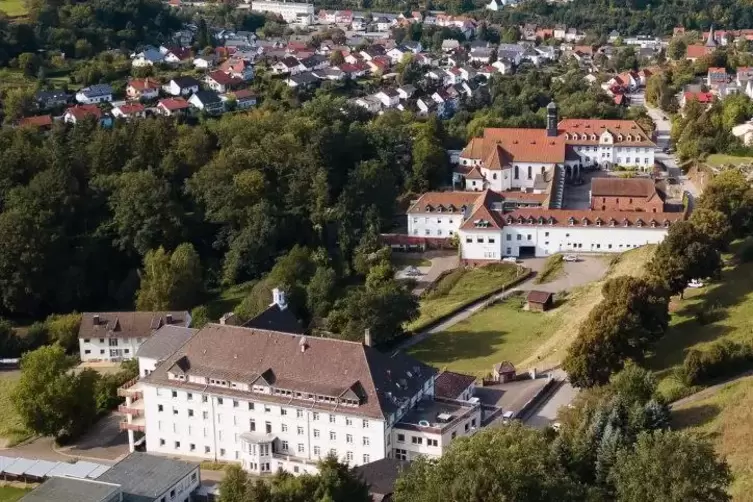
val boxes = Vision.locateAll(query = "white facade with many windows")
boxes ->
[249,0,314,22]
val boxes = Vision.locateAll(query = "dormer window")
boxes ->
[609,218,616,227]
[582,218,589,226]
[437,205,444,213]
[568,217,575,226]
[623,218,630,227]
[548,217,555,225]
[425,205,433,212]
[506,216,514,224]
[617,134,623,141]
[448,205,455,213]
[595,218,602,227]
[650,220,657,228]
[636,219,644,227]
[564,133,569,140]
[527,216,536,224]
[517,216,525,224]
[590,134,596,141]
[626,134,632,141]
[537,216,545,224]
[663,219,670,228]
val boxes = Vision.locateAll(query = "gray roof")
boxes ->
[80,84,113,98]
[96,453,197,502]
[136,325,198,360]
[21,477,121,502]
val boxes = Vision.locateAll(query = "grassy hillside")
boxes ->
[673,376,753,502]
[0,0,27,16]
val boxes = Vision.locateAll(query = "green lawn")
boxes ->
[407,263,525,332]
[0,0,27,16]
[672,377,753,501]
[647,242,753,401]
[0,372,31,447]
[0,486,31,502]
[706,154,753,168]
[534,254,564,285]
[407,293,559,377]
[204,281,256,320]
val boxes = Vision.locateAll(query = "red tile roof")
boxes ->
[683,91,715,104]
[78,311,189,339]
[434,371,476,399]
[407,191,480,213]
[19,115,53,127]
[478,128,566,164]
[502,208,684,228]
[128,78,161,91]
[558,119,654,146]
[231,89,256,99]
[686,44,712,59]
[66,105,102,120]
[158,97,190,111]
[459,190,506,230]
[115,103,146,115]
[208,70,243,86]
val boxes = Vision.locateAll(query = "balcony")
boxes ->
[119,416,146,432]
[117,399,144,417]
[117,378,144,399]
[272,453,319,467]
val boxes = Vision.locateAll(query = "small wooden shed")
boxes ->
[492,361,516,383]
[526,290,554,312]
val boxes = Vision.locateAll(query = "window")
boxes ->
[397,433,405,442]
[281,408,287,416]
[99,338,104,343]
[174,441,181,449]
[220,448,226,457]
[203,411,208,419]
[205,446,210,454]
[492,173,497,180]
[527,234,532,240]
[313,412,320,421]
[109,338,118,347]
[465,237,472,243]
[298,426,304,435]
[514,165,519,179]
[346,418,353,426]
[282,441,289,451]
[363,420,369,428]
[83,338,90,343]
[395,449,407,460]
[506,234,511,241]
[516,234,522,241]
[282,424,288,432]
[363,437,370,446]
[476,237,483,243]
[296,409,303,418]
[488,237,495,243]
[506,247,511,255]
[124,349,129,354]
[527,165,532,180]
[329,414,336,423]
[217,398,223,405]
[314,429,320,438]
[158,405,164,412]
[100,349,105,354]
[264,405,271,413]
[188,409,194,417]
[314,446,321,456]
[330,431,337,440]
[172,390,178,398]
[190,443,196,452]
[346,451,354,461]
[425,229,430,235]
[412,437,423,445]
[266,422,272,434]
[346,434,353,444]
[202,395,208,403]
[330,449,337,457]
[249,419,256,432]
[363,454,370,463]
[233,400,239,408]
[160,438,165,446]
[187,393,193,401]
[84,350,91,354]
[428,439,438,447]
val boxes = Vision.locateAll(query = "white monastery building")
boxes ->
[118,324,485,475]
[249,0,314,22]
[78,311,191,362]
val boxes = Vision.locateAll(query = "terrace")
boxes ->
[395,397,479,433]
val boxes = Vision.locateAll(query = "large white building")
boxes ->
[119,325,483,475]
[456,103,656,192]
[78,311,191,362]
[406,190,683,261]
[249,0,314,22]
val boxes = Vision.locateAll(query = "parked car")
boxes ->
[563,254,578,262]
[687,279,704,288]
[502,257,517,264]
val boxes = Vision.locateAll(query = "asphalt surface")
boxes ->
[522,370,579,429]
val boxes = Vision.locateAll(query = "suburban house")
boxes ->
[286,71,321,88]
[19,115,53,129]
[589,177,665,212]
[375,89,400,108]
[163,76,201,97]
[188,91,225,114]
[126,78,161,100]
[157,97,191,116]
[223,89,258,109]
[220,58,255,81]
[204,70,243,93]
[111,102,147,120]
[75,84,113,104]
[78,311,191,362]
[117,323,484,474]
[132,47,165,67]
[63,105,112,127]
[35,89,69,109]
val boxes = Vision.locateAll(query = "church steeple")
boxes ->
[706,25,718,48]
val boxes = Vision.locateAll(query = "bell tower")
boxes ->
[546,101,558,137]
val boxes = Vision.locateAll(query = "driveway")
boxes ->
[59,413,130,461]
[394,251,459,296]
[522,370,579,429]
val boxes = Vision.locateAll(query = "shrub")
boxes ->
[423,268,465,300]
[535,254,564,285]
[682,339,753,386]
[739,240,753,263]
[694,302,724,325]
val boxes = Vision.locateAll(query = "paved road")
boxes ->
[522,370,579,429]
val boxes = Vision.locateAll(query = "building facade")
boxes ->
[250,0,314,22]
[120,325,482,475]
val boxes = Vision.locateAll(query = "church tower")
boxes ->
[546,101,558,137]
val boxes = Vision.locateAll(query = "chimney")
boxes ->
[364,328,372,347]
[166,314,173,324]
[93,314,100,326]
[219,312,237,326]
[271,288,288,311]
[299,336,308,353]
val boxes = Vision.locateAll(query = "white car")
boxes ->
[687,279,705,288]
[502,257,517,264]
[563,254,578,262]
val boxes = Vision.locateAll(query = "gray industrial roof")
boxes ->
[136,325,198,360]
[20,477,120,502]
[96,452,197,502]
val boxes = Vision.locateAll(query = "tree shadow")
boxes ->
[671,403,722,429]
[407,329,509,370]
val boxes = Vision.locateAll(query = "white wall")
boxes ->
[461,224,669,259]
[80,336,142,362]
[408,212,465,238]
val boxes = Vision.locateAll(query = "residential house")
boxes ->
[491,60,511,75]
[351,16,367,31]
[732,121,753,145]
[193,55,216,70]
[354,459,410,502]
[300,54,330,72]
[75,84,113,105]
[126,78,161,100]
[553,24,567,40]
[220,58,255,81]
[163,76,201,97]
[354,96,383,113]
[373,16,394,31]
[685,44,713,62]
[680,91,715,109]
[386,45,410,64]
[189,91,225,114]
[314,67,346,80]
[707,67,730,88]
[397,84,416,100]
[469,47,494,64]
[375,89,400,108]
[64,105,112,126]
[204,70,243,93]
[441,39,460,52]
[360,45,386,61]
[132,47,164,67]
[79,311,190,362]
[286,71,321,88]
[156,97,191,116]
[338,63,368,79]
[18,115,53,129]
[111,102,147,120]
[273,56,305,75]
[35,89,70,109]
[164,47,193,65]
[222,89,258,110]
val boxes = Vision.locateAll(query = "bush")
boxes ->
[682,339,753,386]
[535,254,564,285]
[693,302,724,325]
[423,268,465,300]
[739,240,753,263]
